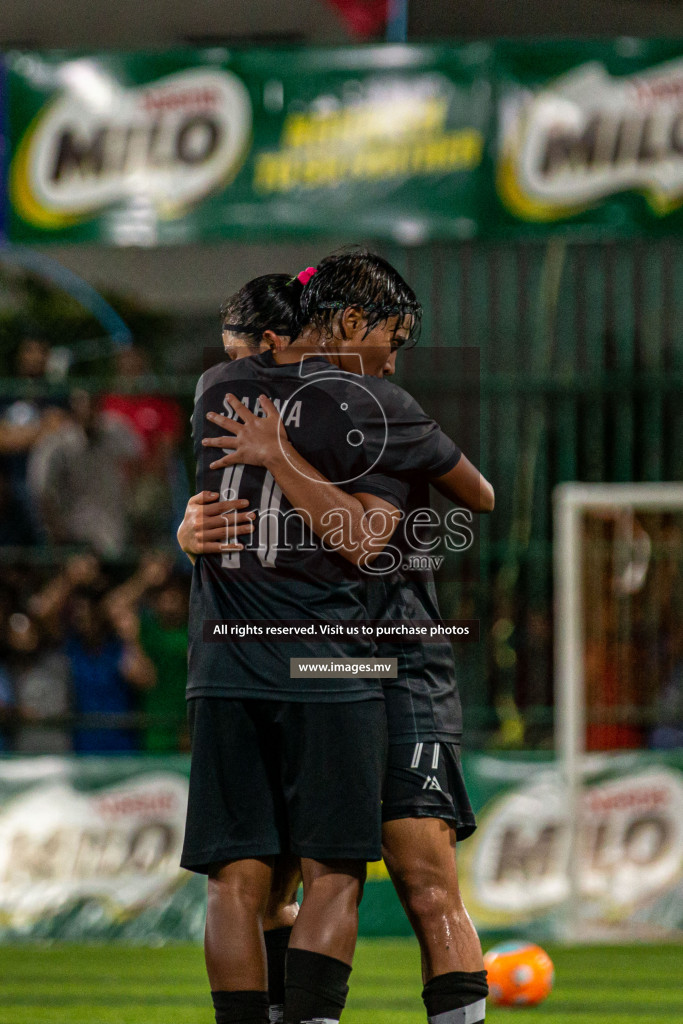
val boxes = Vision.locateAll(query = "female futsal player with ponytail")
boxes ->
[179,253,491,1024]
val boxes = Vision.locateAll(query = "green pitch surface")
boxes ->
[0,940,681,1024]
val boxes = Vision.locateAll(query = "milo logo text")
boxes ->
[11,64,252,228]
[499,58,683,220]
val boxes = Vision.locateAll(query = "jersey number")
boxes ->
[220,463,283,569]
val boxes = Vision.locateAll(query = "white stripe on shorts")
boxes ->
[410,742,424,769]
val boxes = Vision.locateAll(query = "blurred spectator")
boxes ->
[0,472,35,546]
[27,389,142,557]
[100,346,187,543]
[29,553,156,753]
[0,587,15,750]
[25,552,157,753]
[139,576,189,752]
[28,552,107,640]
[67,590,155,753]
[4,611,71,754]
[650,617,683,750]
[106,553,189,752]
[584,514,645,750]
[0,337,67,540]
[649,663,683,749]
[101,347,183,459]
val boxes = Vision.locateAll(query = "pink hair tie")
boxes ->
[297,267,317,286]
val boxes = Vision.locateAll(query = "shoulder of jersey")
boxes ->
[194,357,259,401]
[306,374,422,422]
[359,376,419,414]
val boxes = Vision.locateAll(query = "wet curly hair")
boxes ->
[296,249,422,347]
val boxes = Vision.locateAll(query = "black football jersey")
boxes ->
[188,351,460,702]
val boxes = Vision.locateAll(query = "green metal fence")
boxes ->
[385,238,683,748]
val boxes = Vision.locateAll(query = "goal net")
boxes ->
[553,483,683,939]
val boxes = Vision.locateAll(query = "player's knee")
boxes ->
[264,885,299,930]
[394,864,463,926]
[406,881,453,926]
[302,860,366,910]
[263,900,299,931]
[265,876,299,914]
[207,866,270,914]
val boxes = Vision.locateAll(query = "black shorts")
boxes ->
[382,740,477,841]
[181,696,387,872]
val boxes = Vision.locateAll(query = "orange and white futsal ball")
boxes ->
[483,941,555,1007]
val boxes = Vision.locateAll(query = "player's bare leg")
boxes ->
[205,856,274,1024]
[290,857,364,963]
[382,818,488,1023]
[382,817,482,978]
[263,854,301,1023]
[284,858,365,1024]
[264,854,300,930]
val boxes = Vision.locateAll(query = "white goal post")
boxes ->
[553,482,683,939]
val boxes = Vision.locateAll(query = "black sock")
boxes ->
[284,948,352,1024]
[422,970,489,1023]
[265,926,292,1022]
[211,990,269,1024]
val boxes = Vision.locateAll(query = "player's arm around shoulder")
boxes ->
[431,456,494,513]
[262,434,403,568]
[201,393,404,567]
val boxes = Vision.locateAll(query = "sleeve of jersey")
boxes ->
[191,371,208,441]
[349,472,410,512]
[368,381,462,478]
[191,363,230,442]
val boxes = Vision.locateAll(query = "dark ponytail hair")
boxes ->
[220,274,303,352]
[297,249,422,346]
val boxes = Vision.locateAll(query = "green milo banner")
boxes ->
[4,46,493,245]
[494,39,683,235]
[4,40,683,243]
[0,752,681,942]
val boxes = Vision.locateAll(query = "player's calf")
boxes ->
[285,948,352,1024]
[206,858,274,1024]
[382,817,487,1023]
[264,854,302,1023]
[284,858,365,1024]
